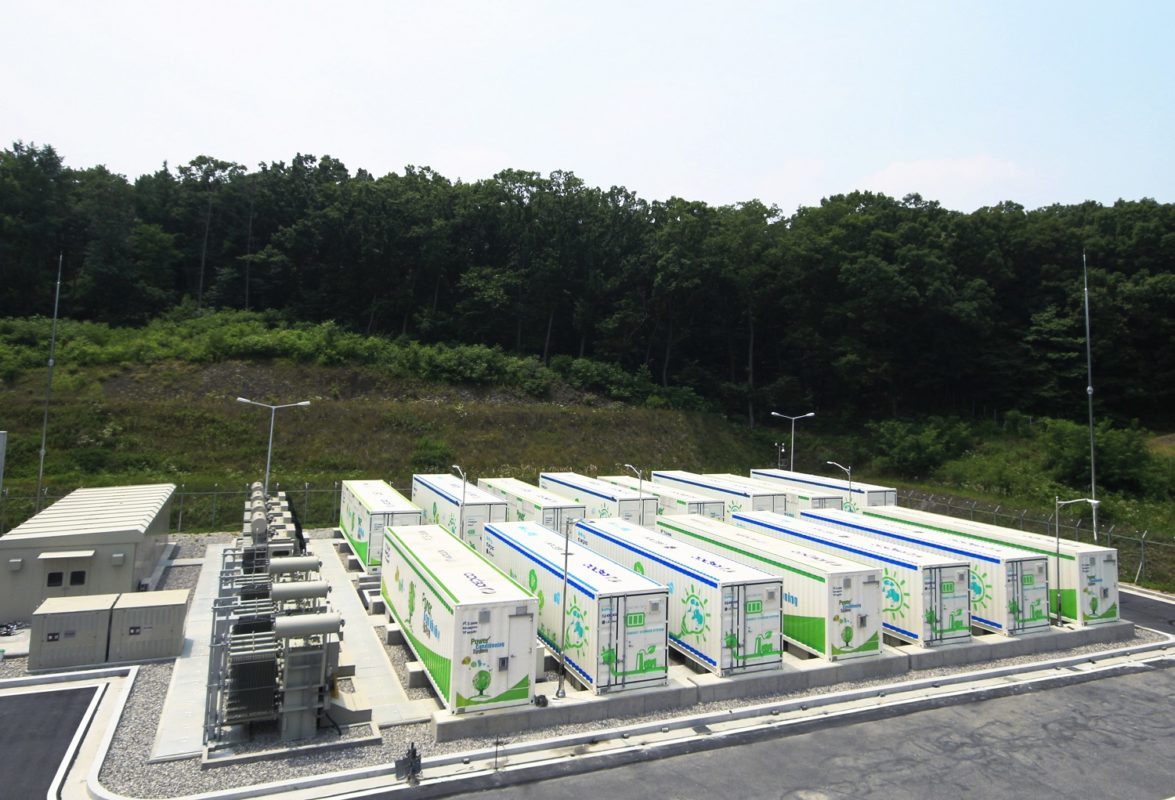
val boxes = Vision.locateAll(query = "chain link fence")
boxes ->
[897,488,1174,585]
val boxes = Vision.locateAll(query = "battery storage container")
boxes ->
[411,474,508,551]
[705,473,842,516]
[732,511,971,647]
[597,475,726,520]
[800,508,1050,636]
[482,520,668,693]
[750,468,897,510]
[538,472,657,530]
[863,506,1119,626]
[654,514,882,660]
[477,477,586,533]
[380,524,537,713]
[572,517,782,674]
[651,470,789,519]
[339,480,422,569]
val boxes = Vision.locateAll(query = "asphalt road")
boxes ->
[1121,589,1175,633]
[0,686,98,798]
[468,664,1175,800]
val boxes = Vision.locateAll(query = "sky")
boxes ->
[2,1,1172,214]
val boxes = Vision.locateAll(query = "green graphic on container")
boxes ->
[725,629,779,661]
[602,644,664,676]
[969,569,993,613]
[678,585,711,643]
[562,595,590,657]
[881,569,910,620]
[455,674,531,708]
[783,613,826,654]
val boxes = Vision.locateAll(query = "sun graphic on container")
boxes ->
[880,568,910,619]
[679,585,710,642]
[563,596,590,655]
[969,568,993,612]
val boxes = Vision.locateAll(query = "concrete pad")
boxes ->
[307,540,417,726]
[150,543,226,761]
[406,661,430,689]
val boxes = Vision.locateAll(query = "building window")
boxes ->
[47,571,64,587]
[70,570,87,586]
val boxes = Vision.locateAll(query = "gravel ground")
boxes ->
[381,631,443,702]
[157,565,201,592]
[93,625,1167,799]
[0,654,28,680]
[171,527,338,559]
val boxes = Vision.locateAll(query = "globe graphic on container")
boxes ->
[881,576,903,612]
[681,593,707,636]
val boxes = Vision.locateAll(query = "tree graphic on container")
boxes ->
[472,668,492,697]
[407,581,417,624]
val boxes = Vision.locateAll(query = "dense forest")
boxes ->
[2,141,1174,427]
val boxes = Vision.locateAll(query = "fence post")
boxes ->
[969,500,978,521]
[177,483,186,533]
[992,504,1001,525]
[1018,510,1026,530]
[1074,518,1083,543]
[211,483,219,530]
[304,482,310,519]
[1106,524,1114,546]
[1135,531,1149,584]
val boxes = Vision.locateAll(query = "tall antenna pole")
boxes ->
[1082,250,1098,542]
[35,253,64,512]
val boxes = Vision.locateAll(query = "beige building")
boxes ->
[0,484,174,623]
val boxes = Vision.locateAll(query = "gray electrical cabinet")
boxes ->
[29,593,118,670]
[108,589,190,662]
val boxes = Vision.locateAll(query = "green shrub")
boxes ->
[870,416,973,478]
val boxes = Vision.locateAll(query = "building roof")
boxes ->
[5,484,175,541]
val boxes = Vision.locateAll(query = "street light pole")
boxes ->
[555,516,573,699]
[237,397,311,497]
[771,411,815,472]
[1054,496,1099,625]
[452,465,467,547]
[623,463,644,527]
[827,460,852,512]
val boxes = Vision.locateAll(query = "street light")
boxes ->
[623,463,645,527]
[555,516,573,699]
[452,465,467,547]
[1054,496,1099,625]
[771,411,815,471]
[826,460,852,512]
[237,397,311,497]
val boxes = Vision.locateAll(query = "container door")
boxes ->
[507,609,534,702]
[542,508,557,529]
[461,509,485,551]
[597,596,621,690]
[720,585,740,672]
[1005,561,1025,634]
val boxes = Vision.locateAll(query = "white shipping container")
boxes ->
[538,473,658,530]
[483,520,669,693]
[651,470,788,518]
[108,589,190,661]
[572,517,782,675]
[477,478,586,533]
[339,480,423,569]
[863,506,1119,626]
[750,468,897,509]
[380,525,537,713]
[411,474,508,551]
[800,508,1050,636]
[654,515,882,660]
[597,475,726,520]
[706,473,842,516]
[732,511,971,647]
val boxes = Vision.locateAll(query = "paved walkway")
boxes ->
[150,545,224,760]
[307,539,439,725]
